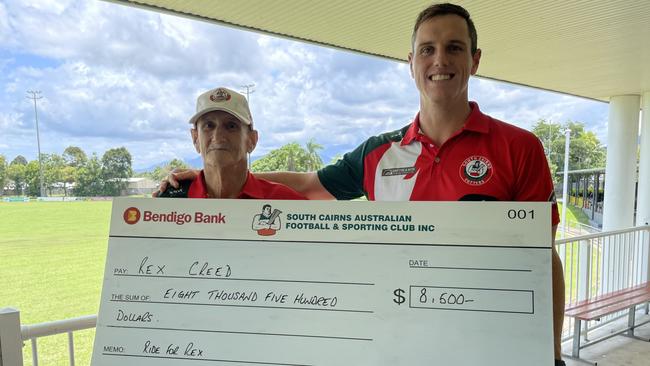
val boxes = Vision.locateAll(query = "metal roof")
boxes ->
[108,0,650,102]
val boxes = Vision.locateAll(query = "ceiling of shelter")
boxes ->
[108,0,650,102]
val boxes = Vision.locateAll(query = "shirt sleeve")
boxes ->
[512,134,560,226]
[317,141,368,200]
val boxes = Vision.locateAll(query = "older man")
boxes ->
[158,87,304,200]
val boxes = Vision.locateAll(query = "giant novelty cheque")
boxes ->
[91,198,554,366]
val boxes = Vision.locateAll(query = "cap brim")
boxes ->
[189,107,252,126]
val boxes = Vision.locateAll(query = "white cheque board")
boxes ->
[92,198,554,366]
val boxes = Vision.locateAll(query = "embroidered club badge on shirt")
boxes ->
[460,155,493,186]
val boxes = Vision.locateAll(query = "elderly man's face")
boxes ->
[192,110,258,168]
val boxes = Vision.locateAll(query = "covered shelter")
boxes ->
[106,0,650,231]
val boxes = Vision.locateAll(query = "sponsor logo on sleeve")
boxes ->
[381,166,417,177]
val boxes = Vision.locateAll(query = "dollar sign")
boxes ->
[393,288,405,305]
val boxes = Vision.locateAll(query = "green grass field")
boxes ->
[0,201,112,365]
[0,200,592,364]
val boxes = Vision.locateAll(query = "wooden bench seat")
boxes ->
[564,282,650,361]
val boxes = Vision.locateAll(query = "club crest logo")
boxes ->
[460,155,493,186]
[209,88,231,102]
[123,207,141,225]
[251,204,282,236]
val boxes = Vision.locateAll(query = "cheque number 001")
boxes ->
[507,209,535,220]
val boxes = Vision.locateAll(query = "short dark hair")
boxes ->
[411,3,478,55]
[262,204,271,211]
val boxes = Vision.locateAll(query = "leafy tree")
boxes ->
[60,146,88,194]
[41,154,66,196]
[75,155,104,196]
[146,158,191,182]
[11,155,27,166]
[252,140,327,173]
[22,160,41,196]
[532,120,606,183]
[7,157,28,195]
[252,142,310,172]
[7,163,25,195]
[0,154,7,194]
[101,147,133,196]
[60,165,77,196]
[63,146,88,167]
[304,139,324,171]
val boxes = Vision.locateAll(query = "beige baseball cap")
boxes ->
[189,87,253,127]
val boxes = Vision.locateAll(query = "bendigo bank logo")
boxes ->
[123,207,227,226]
[123,207,141,225]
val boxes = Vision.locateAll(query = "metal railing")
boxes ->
[0,309,96,366]
[2,226,649,366]
[556,225,650,342]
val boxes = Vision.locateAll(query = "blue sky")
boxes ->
[0,0,610,170]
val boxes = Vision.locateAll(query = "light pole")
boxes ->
[26,90,45,197]
[561,128,571,237]
[240,84,255,103]
[240,84,255,169]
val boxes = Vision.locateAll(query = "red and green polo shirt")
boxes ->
[318,102,560,225]
[159,170,305,200]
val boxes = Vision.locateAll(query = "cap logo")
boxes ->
[460,155,493,186]
[209,88,231,102]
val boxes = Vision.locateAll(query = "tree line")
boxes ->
[0,146,133,197]
[0,120,605,197]
[531,120,606,183]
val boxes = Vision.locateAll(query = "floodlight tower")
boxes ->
[26,90,45,197]
[240,84,255,169]
[240,83,255,103]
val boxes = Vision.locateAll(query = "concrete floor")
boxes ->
[562,313,650,366]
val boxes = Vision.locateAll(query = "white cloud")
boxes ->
[0,0,612,169]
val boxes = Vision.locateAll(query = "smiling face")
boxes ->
[408,14,481,106]
[191,110,258,169]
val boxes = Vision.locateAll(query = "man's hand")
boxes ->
[152,168,200,197]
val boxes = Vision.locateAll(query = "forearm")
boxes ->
[254,171,335,200]
[551,226,565,360]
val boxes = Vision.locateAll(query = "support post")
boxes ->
[577,240,591,302]
[602,95,640,231]
[577,239,591,341]
[0,308,24,366]
[638,91,650,228]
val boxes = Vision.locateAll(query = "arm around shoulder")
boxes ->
[254,171,334,200]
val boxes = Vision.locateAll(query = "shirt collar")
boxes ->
[401,101,489,146]
[238,172,265,199]
[188,170,260,199]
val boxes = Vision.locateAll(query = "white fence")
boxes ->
[556,225,650,342]
[1,226,649,366]
[0,309,95,366]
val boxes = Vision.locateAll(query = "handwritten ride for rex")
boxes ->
[92,198,553,366]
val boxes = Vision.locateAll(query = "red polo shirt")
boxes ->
[187,171,305,200]
[318,102,559,225]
